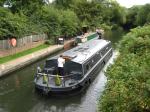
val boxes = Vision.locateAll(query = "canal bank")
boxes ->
[0,45,63,77]
[0,39,75,77]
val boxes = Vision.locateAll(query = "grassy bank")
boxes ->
[0,44,49,64]
[98,25,150,111]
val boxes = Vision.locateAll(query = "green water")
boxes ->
[104,28,126,47]
[0,29,125,112]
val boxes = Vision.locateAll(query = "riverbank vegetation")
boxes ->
[1,0,150,40]
[0,0,128,40]
[98,25,150,111]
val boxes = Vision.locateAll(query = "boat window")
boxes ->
[101,48,106,56]
[44,59,58,74]
[64,61,82,75]
[92,59,94,63]
[84,61,92,74]
[99,51,102,57]
[45,59,57,68]
[86,64,90,71]
[93,52,101,63]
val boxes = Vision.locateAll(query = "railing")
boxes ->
[35,72,81,87]
[36,72,79,78]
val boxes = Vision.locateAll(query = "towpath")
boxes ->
[0,39,75,77]
[0,45,63,77]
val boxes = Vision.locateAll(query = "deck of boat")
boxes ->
[35,75,78,88]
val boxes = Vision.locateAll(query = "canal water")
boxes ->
[0,29,124,112]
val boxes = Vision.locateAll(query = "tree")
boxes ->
[124,6,140,29]
[9,0,45,16]
[136,4,150,26]
[61,10,80,37]
[71,0,104,28]
[53,0,74,9]
[0,7,43,39]
[41,6,62,37]
[104,1,126,26]
[0,0,5,6]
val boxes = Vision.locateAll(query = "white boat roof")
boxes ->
[62,39,110,64]
[47,39,110,64]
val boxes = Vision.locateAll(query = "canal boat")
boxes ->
[75,32,102,46]
[34,38,113,94]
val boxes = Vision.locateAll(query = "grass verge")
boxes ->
[0,44,49,64]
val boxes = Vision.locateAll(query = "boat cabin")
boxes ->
[44,39,111,78]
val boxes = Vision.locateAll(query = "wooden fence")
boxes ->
[0,34,47,50]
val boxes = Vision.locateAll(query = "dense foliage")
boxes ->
[124,4,150,29]
[0,0,150,40]
[98,25,150,111]
[0,7,44,39]
[0,1,80,39]
[0,6,79,39]
[0,0,126,40]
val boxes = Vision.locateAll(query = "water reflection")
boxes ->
[104,28,126,47]
[14,75,20,89]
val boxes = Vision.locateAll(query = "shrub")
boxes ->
[45,40,54,45]
[98,25,150,112]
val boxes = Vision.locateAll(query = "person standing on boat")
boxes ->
[96,28,102,39]
[37,66,41,73]
[57,55,65,76]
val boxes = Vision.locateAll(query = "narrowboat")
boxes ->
[34,38,113,94]
[75,32,102,45]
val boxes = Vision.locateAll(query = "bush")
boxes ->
[61,10,80,37]
[99,23,112,31]
[45,40,54,45]
[0,7,44,39]
[98,25,150,112]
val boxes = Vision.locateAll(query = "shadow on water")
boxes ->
[0,29,123,112]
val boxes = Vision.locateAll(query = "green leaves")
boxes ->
[35,6,80,39]
[0,9,42,39]
[61,10,80,37]
[0,7,43,38]
[98,25,150,111]
[125,4,150,28]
